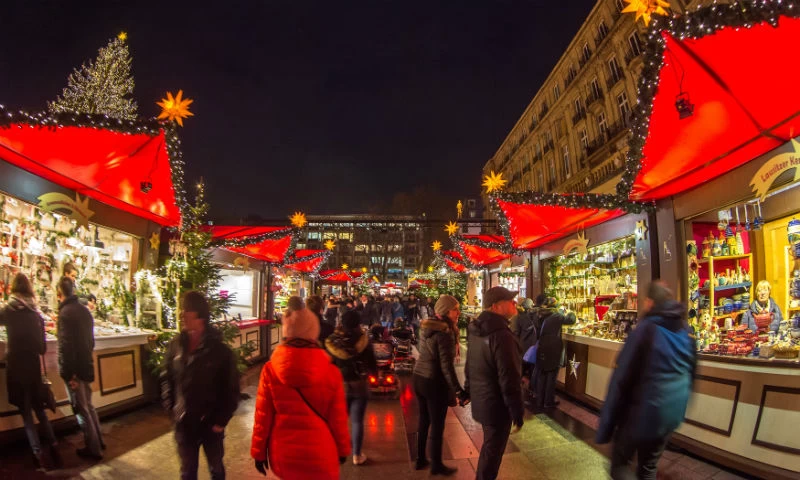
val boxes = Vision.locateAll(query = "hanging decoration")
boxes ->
[283,249,330,274]
[750,138,800,201]
[451,233,514,270]
[157,90,194,127]
[149,232,161,250]
[445,221,459,236]
[289,211,307,228]
[635,219,649,241]
[432,240,442,252]
[569,354,581,379]
[233,256,251,271]
[482,170,507,193]
[621,0,670,27]
[36,192,94,228]
[324,239,336,251]
[341,263,349,270]
[562,231,590,256]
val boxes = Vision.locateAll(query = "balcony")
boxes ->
[564,69,577,89]
[625,46,643,66]
[594,30,608,49]
[606,69,624,90]
[578,51,592,69]
[571,108,587,125]
[586,89,604,110]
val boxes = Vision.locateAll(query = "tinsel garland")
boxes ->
[616,0,799,196]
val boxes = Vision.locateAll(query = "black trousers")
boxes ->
[476,418,512,480]
[610,422,669,480]
[534,366,558,407]
[413,375,449,467]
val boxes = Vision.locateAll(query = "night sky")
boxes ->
[1,0,597,221]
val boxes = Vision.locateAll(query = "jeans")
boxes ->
[68,380,103,455]
[175,419,226,480]
[346,380,369,456]
[534,366,558,407]
[21,389,56,455]
[476,418,512,480]
[610,423,669,480]
[413,375,448,467]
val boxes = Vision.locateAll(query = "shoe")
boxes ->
[49,444,63,469]
[76,447,103,461]
[353,453,367,465]
[101,442,107,450]
[430,463,457,476]
[415,458,430,470]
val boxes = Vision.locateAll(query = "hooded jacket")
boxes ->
[464,311,524,426]
[57,295,95,382]
[535,308,577,371]
[251,340,351,480]
[596,300,696,444]
[0,295,46,408]
[413,317,462,395]
[325,327,378,382]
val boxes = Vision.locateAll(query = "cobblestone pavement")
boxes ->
[0,358,752,480]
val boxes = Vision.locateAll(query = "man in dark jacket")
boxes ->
[57,276,104,460]
[162,291,240,480]
[307,295,334,344]
[359,294,379,326]
[464,286,524,480]
[534,298,577,408]
[596,281,696,480]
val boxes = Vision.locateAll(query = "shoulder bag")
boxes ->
[40,356,57,413]
[523,318,547,364]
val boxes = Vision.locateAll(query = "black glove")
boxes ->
[339,456,347,464]
[254,459,268,476]
[456,390,470,406]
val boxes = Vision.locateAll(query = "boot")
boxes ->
[32,450,52,471]
[430,463,457,476]
[49,444,63,469]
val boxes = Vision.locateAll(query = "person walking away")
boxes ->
[0,274,61,470]
[596,281,696,480]
[464,287,524,480]
[360,294,379,327]
[325,296,339,327]
[326,310,378,466]
[406,293,421,338]
[380,296,393,329]
[162,291,240,480]
[514,295,546,402]
[56,276,104,461]
[533,298,576,409]
[307,295,334,344]
[412,295,468,476]
[251,306,350,479]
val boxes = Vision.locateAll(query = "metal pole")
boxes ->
[528,250,534,298]
[266,265,274,320]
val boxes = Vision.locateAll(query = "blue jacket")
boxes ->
[596,300,696,444]
[391,302,404,321]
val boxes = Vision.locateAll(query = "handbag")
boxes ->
[39,355,57,413]
[522,318,547,364]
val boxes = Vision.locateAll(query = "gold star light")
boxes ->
[432,240,442,251]
[289,211,307,228]
[117,32,128,41]
[445,221,459,236]
[149,232,160,250]
[341,263,349,270]
[361,267,368,273]
[622,0,670,27]
[428,265,434,272]
[482,170,507,193]
[157,90,194,126]
[324,239,336,251]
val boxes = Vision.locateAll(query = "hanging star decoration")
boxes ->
[432,240,442,251]
[622,0,670,27]
[445,221,459,236]
[157,90,194,126]
[117,31,128,41]
[341,263,349,270]
[149,232,160,250]
[482,170,507,193]
[361,267,368,273]
[324,239,336,251]
[427,266,434,272]
[289,211,307,228]
[635,219,649,240]
[569,354,581,380]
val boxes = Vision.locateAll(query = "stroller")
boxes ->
[390,320,416,373]
[368,325,399,398]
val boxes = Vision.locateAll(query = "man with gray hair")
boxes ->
[596,281,696,480]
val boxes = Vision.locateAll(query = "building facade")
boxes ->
[482,0,699,204]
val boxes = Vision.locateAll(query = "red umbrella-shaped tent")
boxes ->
[283,249,330,274]
[437,250,469,273]
[318,269,353,283]
[210,226,295,265]
[453,234,513,269]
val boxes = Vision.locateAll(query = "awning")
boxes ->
[623,11,800,201]
[318,269,352,282]
[438,250,468,273]
[210,225,295,265]
[0,111,183,226]
[283,249,330,274]
[454,234,512,268]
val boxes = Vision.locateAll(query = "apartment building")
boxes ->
[483,0,697,200]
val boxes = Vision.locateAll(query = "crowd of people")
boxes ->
[0,275,697,480]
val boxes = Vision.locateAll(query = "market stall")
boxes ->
[0,106,185,435]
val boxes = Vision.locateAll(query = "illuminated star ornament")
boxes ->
[482,170,507,193]
[157,90,194,126]
[149,232,160,250]
[324,239,336,251]
[445,221,459,236]
[635,219,649,240]
[569,354,581,380]
[117,31,128,41]
[341,263,349,270]
[361,267,368,273]
[622,0,670,27]
[289,211,307,228]
[432,240,442,251]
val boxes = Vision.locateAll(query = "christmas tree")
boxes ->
[48,32,138,120]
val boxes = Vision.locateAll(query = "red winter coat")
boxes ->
[251,341,351,480]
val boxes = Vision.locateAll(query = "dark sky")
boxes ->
[1,0,597,221]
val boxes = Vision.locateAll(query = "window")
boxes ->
[617,91,631,120]
[535,142,542,157]
[628,32,642,57]
[469,211,476,218]
[553,84,560,101]
[537,169,544,191]
[598,21,608,39]
[597,111,608,134]
[555,118,564,138]
[562,144,571,176]
[322,232,336,240]
[545,130,553,145]
[591,77,601,98]
[467,199,476,208]
[616,0,626,13]
[608,56,622,82]
[307,232,321,240]
[574,98,583,116]
[338,232,353,241]
[549,158,556,183]
[579,129,589,149]
[582,43,591,62]
[355,244,368,252]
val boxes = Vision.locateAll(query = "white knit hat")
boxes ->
[282,308,320,341]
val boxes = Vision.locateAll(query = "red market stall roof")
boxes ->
[623,11,800,201]
[283,249,329,274]
[439,250,468,273]
[318,269,353,282]
[455,234,512,268]
[210,225,295,265]
[0,111,184,226]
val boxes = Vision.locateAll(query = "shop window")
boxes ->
[338,232,353,241]
[217,269,255,319]
[322,232,336,240]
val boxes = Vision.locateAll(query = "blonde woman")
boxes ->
[742,280,782,333]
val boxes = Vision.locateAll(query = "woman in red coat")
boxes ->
[251,302,351,479]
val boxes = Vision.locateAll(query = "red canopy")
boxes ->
[456,234,512,268]
[210,225,295,265]
[496,198,624,251]
[439,250,468,273]
[283,249,329,273]
[629,16,800,200]
[0,123,182,226]
[318,269,352,282]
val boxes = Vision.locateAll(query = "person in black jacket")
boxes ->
[533,298,577,409]
[359,294,379,327]
[307,295,334,344]
[162,291,240,480]
[325,310,378,466]
[411,295,466,476]
[0,274,60,470]
[465,287,524,480]
[56,276,104,460]
[514,294,546,401]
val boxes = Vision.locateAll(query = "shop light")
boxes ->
[675,92,694,119]
[140,181,153,194]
